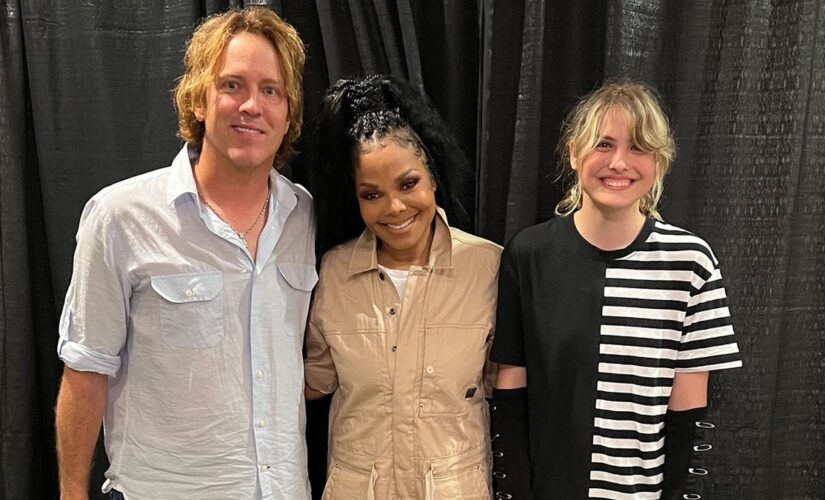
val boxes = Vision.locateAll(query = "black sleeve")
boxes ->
[490,241,525,366]
[490,388,532,499]
[662,407,714,500]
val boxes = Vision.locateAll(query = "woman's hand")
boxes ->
[304,383,328,400]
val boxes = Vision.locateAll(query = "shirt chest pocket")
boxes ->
[151,271,225,349]
[277,262,319,337]
[419,325,489,416]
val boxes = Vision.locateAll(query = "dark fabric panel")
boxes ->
[276,0,330,184]
[394,0,423,87]
[410,0,479,228]
[476,0,524,238]
[671,2,825,497]
[476,0,607,243]
[314,0,405,80]
[20,1,196,307]
[305,395,331,500]
[0,3,41,498]
[1,0,63,498]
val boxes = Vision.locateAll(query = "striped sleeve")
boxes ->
[676,251,742,372]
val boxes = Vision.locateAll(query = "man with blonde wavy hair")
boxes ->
[55,7,315,499]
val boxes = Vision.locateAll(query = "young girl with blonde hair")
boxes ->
[490,81,742,499]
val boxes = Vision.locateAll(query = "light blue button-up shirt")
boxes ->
[58,145,316,499]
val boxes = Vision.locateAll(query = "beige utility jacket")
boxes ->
[305,211,501,499]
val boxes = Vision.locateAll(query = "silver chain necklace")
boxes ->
[199,190,270,248]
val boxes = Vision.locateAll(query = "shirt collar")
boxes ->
[347,207,453,276]
[166,144,199,206]
[165,144,300,211]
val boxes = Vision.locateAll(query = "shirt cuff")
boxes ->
[57,337,121,376]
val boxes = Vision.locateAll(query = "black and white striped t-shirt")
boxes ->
[491,215,741,499]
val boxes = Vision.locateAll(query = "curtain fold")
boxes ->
[476,0,607,242]
[0,2,41,498]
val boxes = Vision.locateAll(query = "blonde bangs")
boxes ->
[555,81,676,219]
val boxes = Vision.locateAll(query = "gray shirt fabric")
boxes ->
[57,145,316,499]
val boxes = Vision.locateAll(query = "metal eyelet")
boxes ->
[694,443,713,452]
[492,450,504,458]
[495,493,513,499]
[695,421,715,429]
[492,471,507,479]
[689,468,709,476]
[683,494,702,500]
[490,404,498,411]
[491,433,501,441]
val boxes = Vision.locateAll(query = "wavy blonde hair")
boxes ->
[555,81,676,219]
[173,7,305,168]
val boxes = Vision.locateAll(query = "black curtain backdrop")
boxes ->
[0,1,822,499]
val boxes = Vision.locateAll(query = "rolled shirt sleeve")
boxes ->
[57,198,130,376]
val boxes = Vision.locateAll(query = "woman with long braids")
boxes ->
[303,75,499,499]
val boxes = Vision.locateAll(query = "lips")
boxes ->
[232,125,264,135]
[383,215,415,231]
[602,177,633,188]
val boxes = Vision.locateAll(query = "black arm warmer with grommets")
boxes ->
[662,406,711,500]
[490,387,533,500]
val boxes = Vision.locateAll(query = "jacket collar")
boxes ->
[347,207,453,276]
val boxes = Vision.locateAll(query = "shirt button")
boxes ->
[256,370,264,379]
[258,418,266,428]
[425,366,434,374]
[389,307,397,316]
[391,345,397,352]
[184,289,193,297]
[260,464,269,472]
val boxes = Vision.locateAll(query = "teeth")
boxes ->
[605,179,631,188]
[235,126,262,134]
[386,216,414,230]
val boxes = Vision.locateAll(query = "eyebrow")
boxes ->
[357,168,419,189]
[394,168,417,183]
[217,73,284,86]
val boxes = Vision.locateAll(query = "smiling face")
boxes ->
[194,31,290,173]
[354,139,437,268]
[573,108,657,221]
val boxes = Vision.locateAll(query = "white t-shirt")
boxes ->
[379,264,410,303]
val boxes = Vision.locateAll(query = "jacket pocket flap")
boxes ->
[151,272,223,303]
[278,262,318,291]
